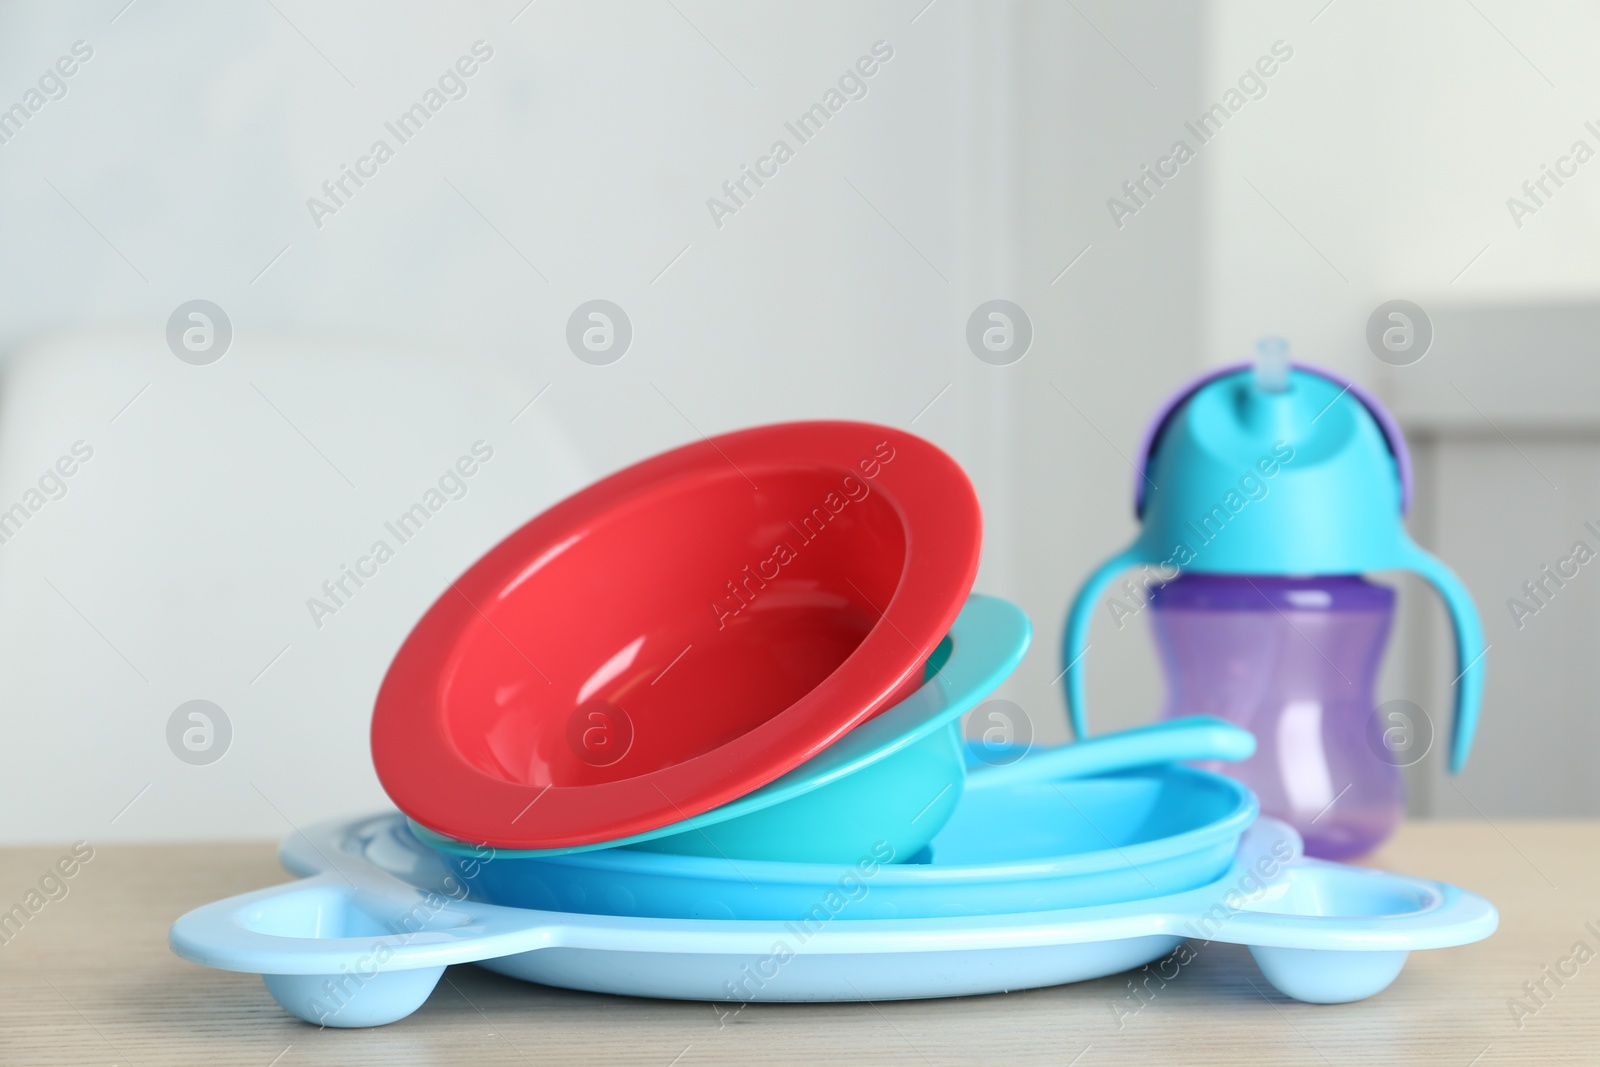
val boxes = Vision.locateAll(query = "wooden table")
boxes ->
[1,821,1594,1066]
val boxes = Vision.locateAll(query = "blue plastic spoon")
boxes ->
[966,715,1256,791]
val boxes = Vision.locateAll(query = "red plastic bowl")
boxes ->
[372,420,981,850]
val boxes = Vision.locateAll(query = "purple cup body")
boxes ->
[1147,574,1401,859]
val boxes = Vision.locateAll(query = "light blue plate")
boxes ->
[445,762,1257,920]
[169,812,1497,1027]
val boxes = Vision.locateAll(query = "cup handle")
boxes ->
[1398,540,1485,773]
[1062,545,1143,739]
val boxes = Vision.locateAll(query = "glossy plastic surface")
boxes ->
[1150,576,1403,859]
[414,595,1029,862]
[441,762,1256,920]
[168,814,1497,1026]
[966,715,1256,791]
[1063,363,1485,773]
[373,421,981,850]
[1131,361,1415,516]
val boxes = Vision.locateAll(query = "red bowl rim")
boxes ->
[371,419,981,850]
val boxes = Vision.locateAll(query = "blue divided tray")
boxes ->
[170,803,1495,1027]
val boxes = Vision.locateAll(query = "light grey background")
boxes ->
[0,0,1590,842]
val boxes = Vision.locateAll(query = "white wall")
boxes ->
[1203,0,1600,366]
[1,0,1209,843]
[0,0,986,842]
[4,0,1590,843]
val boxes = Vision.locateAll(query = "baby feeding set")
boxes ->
[172,352,1494,1027]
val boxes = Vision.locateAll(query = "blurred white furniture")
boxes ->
[0,331,590,841]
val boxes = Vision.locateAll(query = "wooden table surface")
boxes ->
[0,820,1594,1066]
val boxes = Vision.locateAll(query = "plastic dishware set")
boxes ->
[171,416,1498,1028]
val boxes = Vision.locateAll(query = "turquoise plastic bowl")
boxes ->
[412,594,1030,865]
[434,760,1258,921]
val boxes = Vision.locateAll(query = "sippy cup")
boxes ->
[1061,341,1485,858]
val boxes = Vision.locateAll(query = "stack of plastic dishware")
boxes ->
[170,420,1498,1028]
[372,421,990,864]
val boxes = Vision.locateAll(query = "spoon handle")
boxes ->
[967,715,1255,790]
